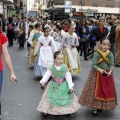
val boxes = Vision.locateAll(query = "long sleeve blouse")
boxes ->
[40,65,74,89]
[92,51,114,71]
[59,32,79,50]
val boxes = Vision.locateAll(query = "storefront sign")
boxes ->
[65,1,72,8]
[65,1,72,13]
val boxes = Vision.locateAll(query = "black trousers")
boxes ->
[80,40,89,59]
[19,34,25,48]
[7,32,14,46]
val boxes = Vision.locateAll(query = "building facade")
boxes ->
[27,0,35,12]
[14,0,27,17]
[0,0,14,18]
[82,0,120,8]
[47,0,120,15]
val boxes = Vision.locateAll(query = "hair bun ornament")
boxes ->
[70,22,76,27]
[44,25,50,29]
[71,23,74,26]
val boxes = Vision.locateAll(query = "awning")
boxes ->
[1,0,13,4]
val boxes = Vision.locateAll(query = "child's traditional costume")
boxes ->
[37,64,80,115]
[34,36,57,76]
[53,30,65,49]
[59,32,80,75]
[27,30,43,66]
[79,49,117,110]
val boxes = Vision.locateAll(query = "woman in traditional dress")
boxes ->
[59,24,80,75]
[27,23,43,66]
[37,51,80,117]
[79,38,117,115]
[33,27,57,76]
[53,25,65,49]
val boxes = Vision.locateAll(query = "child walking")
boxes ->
[59,24,80,75]
[34,27,57,76]
[37,51,80,116]
[28,23,43,66]
[79,38,117,115]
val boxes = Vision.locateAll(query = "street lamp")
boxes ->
[79,0,83,12]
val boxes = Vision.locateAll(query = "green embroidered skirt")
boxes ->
[37,81,80,115]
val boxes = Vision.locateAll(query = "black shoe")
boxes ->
[84,58,89,61]
[115,65,120,67]
[19,46,22,49]
[43,113,48,118]
[92,109,97,115]
[97,109,102,112]
[65,114,71,117]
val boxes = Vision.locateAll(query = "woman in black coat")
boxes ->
[89,17,108,46]
[78,19,89,60]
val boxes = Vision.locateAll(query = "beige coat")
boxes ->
[115,25,120,43]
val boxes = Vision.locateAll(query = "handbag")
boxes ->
[79,37,87,43]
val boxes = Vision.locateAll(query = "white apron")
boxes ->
[38,46,54,68]
[66,47,78,69]
[53,32,62,49]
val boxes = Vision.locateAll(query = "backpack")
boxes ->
[8,23,13,30]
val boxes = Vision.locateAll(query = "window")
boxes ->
[92,0,99,7]
[105,0,115,7]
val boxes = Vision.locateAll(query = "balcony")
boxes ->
[6,3,15,9]
[1,0,13,4]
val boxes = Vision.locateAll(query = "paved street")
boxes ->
[1,42,120,120]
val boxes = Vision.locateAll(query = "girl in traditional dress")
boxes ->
[79,38,117,115]
[53,25,65,49]
[33,27,57,76]
[59,24,80,75]
[37,51,80,117]
[27,23,43,66]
